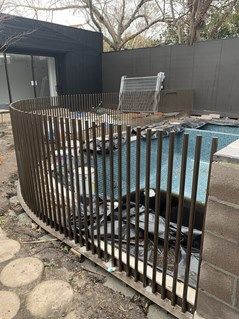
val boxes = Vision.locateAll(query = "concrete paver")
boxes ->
[0,290,20,319]
[26,279,74,318]
[0,239,20,263]
[0,257,43,288]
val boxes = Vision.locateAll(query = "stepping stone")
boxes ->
[0,239,20,263]
[0,291,20,319]
[0,257,43,288]
[27,280,74,318]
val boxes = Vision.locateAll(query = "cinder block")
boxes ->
[197,290,239,319]
[203,232,239,276]
[209,162,239,206]
[206,199,239,243]
[199,261,235,305]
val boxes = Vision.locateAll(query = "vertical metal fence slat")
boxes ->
[117,124,123,272]
[40,115,53,227]
[143,129,151,287]
[28,113,45,220]
[71,118,83,245]
[37,114,52,226]
[66,117,77,242]
[53,117,67,235]
[78,119,90,250]
[171,133,189,305]
[48,116,61,230]
[19,111,35,210]
[92,122,101,257]
[182,135,202,313]
[194,137,218,310]
[43,116,57,230]
[126,125,131,276]
[152,130,163,293]
[33,114,48,223]
[161,132,175,299]
[109,123,115,265]
[85,121,95,253]
[60,117,73,239]
[101,122,108,261]
[134,127,141,282]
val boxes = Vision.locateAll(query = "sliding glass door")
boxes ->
[7,54,35,101]
[33,56,57,98]
[0,53,57,105]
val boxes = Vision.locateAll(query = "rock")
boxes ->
[0,257,43,288]
[39,234,56,241]
[17,213,32,226]
[31,222,38,230]
[8,209,17,219]
[0,291,20,319]
[13,204,24,214]
[27,280,74,318]
[9,196,18,206]
[0,239,21,263]
[6,190,17,197]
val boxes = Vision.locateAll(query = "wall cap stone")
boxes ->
[214,139,239,164]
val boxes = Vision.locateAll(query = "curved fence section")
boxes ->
[10,93,218,318]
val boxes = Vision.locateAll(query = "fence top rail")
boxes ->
[9,92,120,115]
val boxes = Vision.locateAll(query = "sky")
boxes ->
[2,0,167,40]
[4,1,89,30]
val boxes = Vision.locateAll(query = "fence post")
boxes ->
[195,139,239,319]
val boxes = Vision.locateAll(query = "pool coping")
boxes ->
[213,139,239,164]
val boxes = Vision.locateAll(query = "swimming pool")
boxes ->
[199,123,239,135]
[96,123,239,204]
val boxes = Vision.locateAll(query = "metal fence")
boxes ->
[10,93,217,318]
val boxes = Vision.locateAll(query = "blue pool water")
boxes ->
[96,124,239,204]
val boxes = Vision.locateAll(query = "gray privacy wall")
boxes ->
[102,38,239,117]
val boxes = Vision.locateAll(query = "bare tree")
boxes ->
[166,0,239,45]
[0,0,35,52]
[3,0,239,49]
[0,0,10,51]
[6,0,187,50]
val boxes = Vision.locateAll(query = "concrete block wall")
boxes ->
[196,140,239,319]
